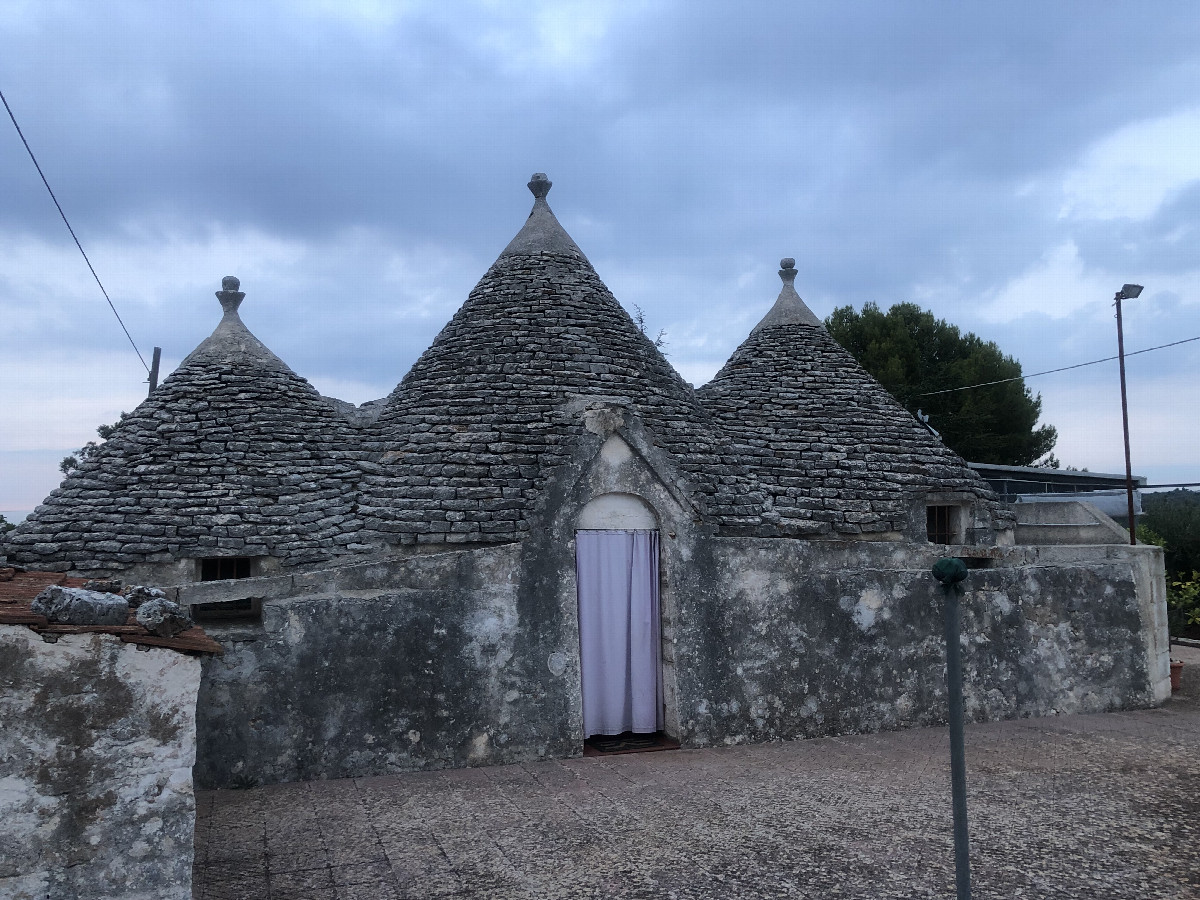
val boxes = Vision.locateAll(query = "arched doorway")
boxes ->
[575,494,663,741]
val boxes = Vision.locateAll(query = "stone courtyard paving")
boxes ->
[194,646,1200,899]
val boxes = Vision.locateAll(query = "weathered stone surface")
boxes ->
[679,539,1163,747]
[136,598,193,638]
[194,545,540,788]
[192,534,1167,788]
[0,627,200,900]
[82,578,122,594]
[124,584,168,609]
[0,178,1168,798]
[697,264,1009,538]
[360,179,767,544]
[31,586,129,626]
[0,182,1014,569]
[2,282,372,577]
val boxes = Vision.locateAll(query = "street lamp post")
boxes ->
[1114,283,1143,546]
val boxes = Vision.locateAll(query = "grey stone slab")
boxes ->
[199,874,270,900]
[267,866,336,899]
[334,879,402,900]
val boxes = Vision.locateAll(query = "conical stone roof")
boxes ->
[361,174,766,543]
[697,260,993,537]
[4,278,369,573]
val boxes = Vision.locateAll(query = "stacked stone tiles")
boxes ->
[4,280,369,573]
[360,175,766,544]
[698,261,992,536]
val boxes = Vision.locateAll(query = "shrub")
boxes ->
[1167,572,1200,638]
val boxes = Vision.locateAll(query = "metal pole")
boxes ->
[1115,295,1136,545]
[148,346,161,395]
[943,580,972,899]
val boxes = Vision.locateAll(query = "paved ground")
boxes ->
[194,646,1200,899]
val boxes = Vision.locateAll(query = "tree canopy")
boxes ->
[1143,489,1200,580]
[825,302,1056,466]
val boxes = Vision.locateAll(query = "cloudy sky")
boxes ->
[3,1,1199,520]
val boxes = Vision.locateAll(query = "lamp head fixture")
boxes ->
[1117,284,1144,300]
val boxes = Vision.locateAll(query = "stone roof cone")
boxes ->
[752,258,823,331]
[697,260,994,537]
[361,175,766,543]
[4,278,368,574]
[498,173,585,258]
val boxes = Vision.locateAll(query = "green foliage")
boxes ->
[1142,489,1200,581]
[825,302,1057,466]
[1137,523,1167,548]
[1167,572,1200,638]
[0,514,14,535]
[59,412,130,475]
[1140,491,1200,637]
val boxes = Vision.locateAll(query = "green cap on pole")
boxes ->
[932,557,968,586]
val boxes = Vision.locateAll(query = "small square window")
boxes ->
[200,557,252,581]
[927,505,959,544]
[194,557,260,623]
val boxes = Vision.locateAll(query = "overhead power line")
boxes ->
[1,88,149,374]
[918,334,1200,397]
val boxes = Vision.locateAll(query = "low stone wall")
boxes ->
[681,540,1169,746]
[190,544,580,788]
[187,537,1168,789]
[0,627,201,900]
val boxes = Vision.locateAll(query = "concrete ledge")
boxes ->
[1015,500,1129,545]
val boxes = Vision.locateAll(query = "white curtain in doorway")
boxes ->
[575,529,663,737]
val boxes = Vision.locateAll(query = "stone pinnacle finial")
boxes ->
[779,257,798,286]
[752,255,822,331]
[216,275,246,316]
[528,173,552,200]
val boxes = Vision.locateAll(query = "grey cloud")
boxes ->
[3,0,1200,491]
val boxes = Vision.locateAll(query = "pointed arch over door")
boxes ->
[576,500,663,737]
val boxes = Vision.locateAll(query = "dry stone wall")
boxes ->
[361,245,767,545]
[699,317,1003,537]
[183,533,1168,787]
[0,628,201,900]
[4,290,370,576]
[677,540,1168,746]
[189,545,576,788]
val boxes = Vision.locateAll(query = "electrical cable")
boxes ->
[1,87,149,374]
[918,334,1200,397]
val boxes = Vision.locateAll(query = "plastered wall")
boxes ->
[0,628,201,900]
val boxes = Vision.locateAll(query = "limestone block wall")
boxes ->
[187,530,1168,789]
[190,545,568,788]
[677,540,1169,747]
[0,628,201,900]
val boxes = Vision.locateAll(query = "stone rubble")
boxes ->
[124,584,168,609]
[135,597,194,638]
[82,578,122,594]
[30,585,130,626]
